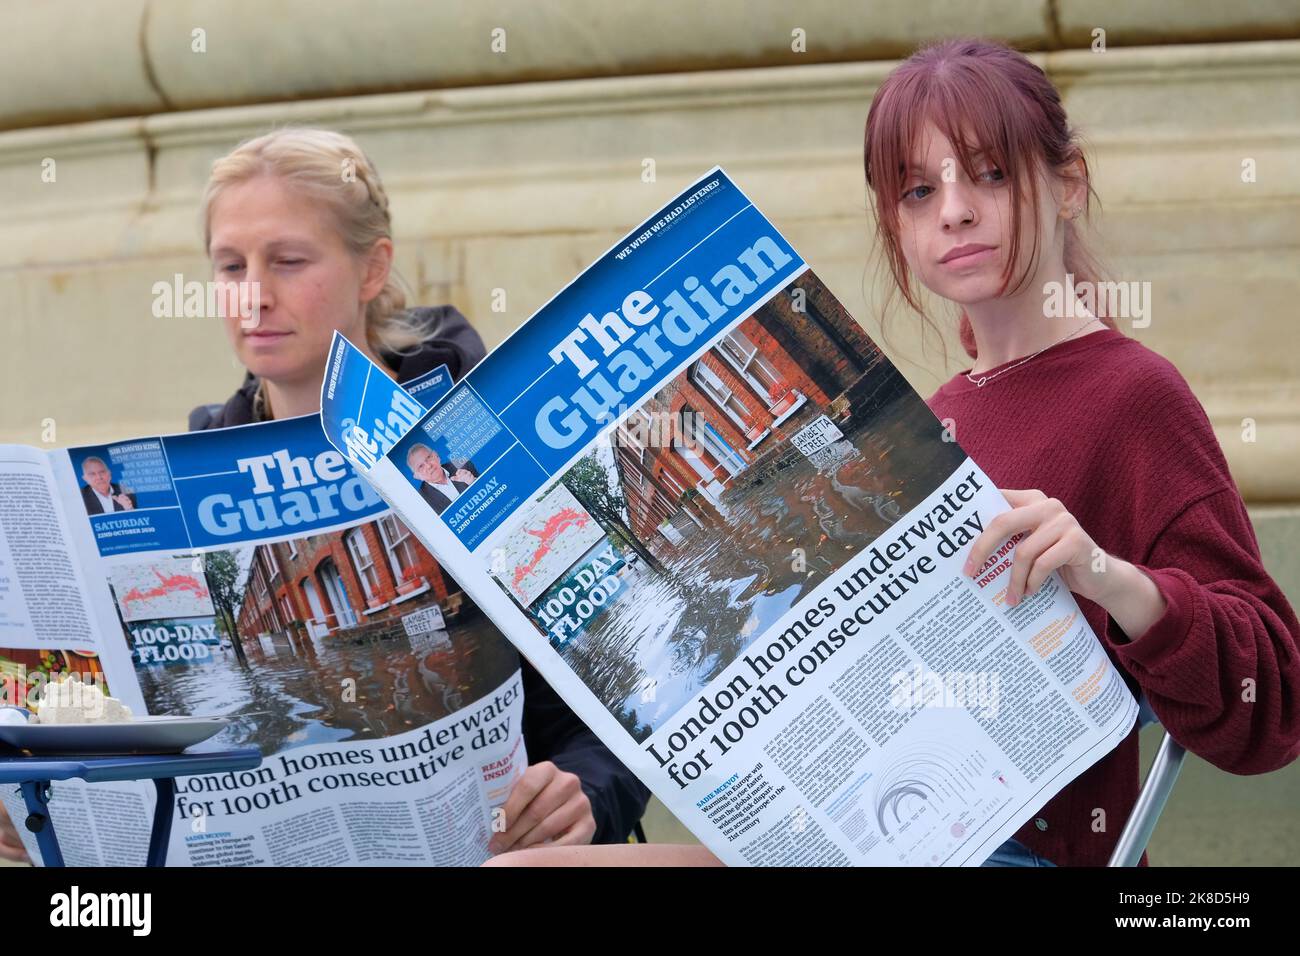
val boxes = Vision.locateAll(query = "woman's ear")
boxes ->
[359,237,394,302]
[1055,156,1089,217]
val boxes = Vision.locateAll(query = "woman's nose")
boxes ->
[939,183,978,231]
[240,267,272,320]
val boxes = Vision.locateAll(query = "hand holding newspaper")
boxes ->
[320,168,1138,866]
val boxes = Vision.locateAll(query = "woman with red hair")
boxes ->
[858,35,1297,867]
[486,37,1300,868]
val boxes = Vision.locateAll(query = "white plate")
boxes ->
[0,716,230,756]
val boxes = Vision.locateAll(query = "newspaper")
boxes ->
[321,167,1139,866]
[0,366,526,866]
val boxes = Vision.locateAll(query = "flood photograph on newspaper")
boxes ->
[363,173,976,742]
[67,417,520,761]
[482,272,967,741]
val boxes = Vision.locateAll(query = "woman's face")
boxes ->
[208,175,384,387]
[895,121,1064,308]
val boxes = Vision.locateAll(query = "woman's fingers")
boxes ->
[489,762,595,854]
[1004,513,1071,603]
[964,492,1055,574]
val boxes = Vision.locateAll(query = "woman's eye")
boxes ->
[980,167,1005,183]
[219,263,244,274]
[277,258,305,267]
[902,184,932,202]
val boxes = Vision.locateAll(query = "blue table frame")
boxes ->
[0,748,261,867]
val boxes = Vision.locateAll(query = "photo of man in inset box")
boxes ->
[79,455,137,515]
[407,443,478,516]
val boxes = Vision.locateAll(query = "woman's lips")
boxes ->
[941,247,996,268]
[243,330,291,346]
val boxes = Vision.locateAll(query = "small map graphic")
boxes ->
[492,485,604,605]
[109,556,214,623]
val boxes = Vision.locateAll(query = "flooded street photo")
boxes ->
[137,611,518,755]
[558,394,965,740]
[483,269,971,743]
[113,510,524,755]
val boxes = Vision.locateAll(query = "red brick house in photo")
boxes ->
[613,276,883,549]
[236,514,457,642]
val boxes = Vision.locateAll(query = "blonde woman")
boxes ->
[0,128,649,863]
[194,127,650,853]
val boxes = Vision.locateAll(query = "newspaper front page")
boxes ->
[0,367,525,866]
[321,167,1139,866]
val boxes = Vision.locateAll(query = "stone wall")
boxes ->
[1,2,1296,595]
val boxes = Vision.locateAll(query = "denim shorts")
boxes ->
[980,837,1058,867]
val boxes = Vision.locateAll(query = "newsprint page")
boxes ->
[321,167,1138,866]
[1,368,525,866]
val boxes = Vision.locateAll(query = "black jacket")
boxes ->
[81,482,137,515]
[416,457,479,517]
[418,478,470,516]
[189,306,650,844]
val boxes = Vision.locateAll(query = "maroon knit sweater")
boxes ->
[926,326,1300,867]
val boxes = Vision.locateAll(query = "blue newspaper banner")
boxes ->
[382,168,807,550]
[161,415,388,550]
[76,359,451,558]
[319,333,431,470]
